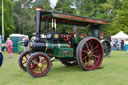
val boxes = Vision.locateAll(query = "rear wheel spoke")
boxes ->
[82,56,88,61]
[92,45,99,51]
[85,43,89,50]
[89,40,92,47]
[92,50,98,54]
[82,50,88,54]
[89,59,94,66]
[91,42,94,50]
[92,55,100,59]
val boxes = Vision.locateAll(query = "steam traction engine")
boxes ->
[18,7,110,77]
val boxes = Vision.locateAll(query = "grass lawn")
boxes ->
[0,51,128,85]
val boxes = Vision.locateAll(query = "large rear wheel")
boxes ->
[76,37,103,70]
[26,52,51,78]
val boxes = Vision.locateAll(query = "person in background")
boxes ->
[6,38,13,58]
[114,39,118,50]
[23,37,29,52]
[121,40,124,50]
[125,38,128,54]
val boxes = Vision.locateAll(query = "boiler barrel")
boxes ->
[30,40,70,52]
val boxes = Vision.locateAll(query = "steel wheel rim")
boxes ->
[80,38,103,70]
[28,54,50,76]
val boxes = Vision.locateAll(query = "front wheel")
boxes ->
[76,37,103,70]
[18,51,30,71]
[26,52,51,78]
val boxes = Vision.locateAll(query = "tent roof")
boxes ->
[111,31,128,39]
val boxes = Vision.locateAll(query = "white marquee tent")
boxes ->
[111,31,128,40]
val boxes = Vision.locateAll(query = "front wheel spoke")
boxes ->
[30,64,35,68]
[42,62,48,65]
[32,67,38,71]
[24,55,28,60]
[35,67,39,71]
[32,60,38,65]
[40,68,43,73]
[22,61,27,64]
[22,59,27,62]
[41,58,46,63]
[39,56,42,63]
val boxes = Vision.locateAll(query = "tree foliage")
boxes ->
[0,0,15,39]
[103,0,128,35]
[1,0,128,38]
[13,0,36,37]
[13,0,51,37]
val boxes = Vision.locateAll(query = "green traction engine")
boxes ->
[18,7,110,78]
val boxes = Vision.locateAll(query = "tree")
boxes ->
[103,0,128,35]
[13,0,51,37]
[13,0,36,37]
[0,0,15,39]
[55,0,109,32]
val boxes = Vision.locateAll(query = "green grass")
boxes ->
[0,51,128,85]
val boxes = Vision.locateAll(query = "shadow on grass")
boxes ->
[51,63,102,74]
